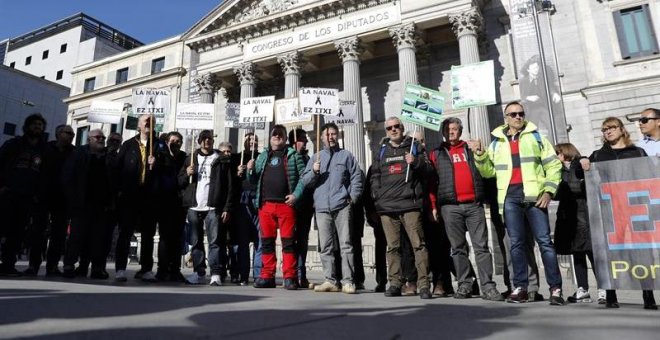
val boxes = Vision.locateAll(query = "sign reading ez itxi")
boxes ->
[244,3,401,61]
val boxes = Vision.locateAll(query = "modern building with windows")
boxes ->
[63,0,660,160]
[2,12,143,87]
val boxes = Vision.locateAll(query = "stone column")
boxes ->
[450,7,490,143]
[191,72,219,143]
[335,36,366,170]
[389,23,419,135]
[233,62,259,150]
[277,51,303,98]
[234,62,257,99]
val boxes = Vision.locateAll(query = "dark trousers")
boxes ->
[296,207,314,281]
[157,200,185,275]
[115,191,157,272]
[0,193,36,268]
[64,207,111,271]
[233,201,260,281]
[372,221,388,288]
[46,206,69,271]
[424,214,454,291]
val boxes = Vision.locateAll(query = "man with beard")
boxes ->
[62,129,114,279]
[0,114,49,276]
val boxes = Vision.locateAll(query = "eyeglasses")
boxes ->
[90,135,106,140]
[385,124,401,131]
[507,111,525,118]
[601,125,620,133]
[639,117,659,124]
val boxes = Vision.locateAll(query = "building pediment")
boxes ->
[184,0,396,53]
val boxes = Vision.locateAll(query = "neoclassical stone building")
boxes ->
[65,0,660,166]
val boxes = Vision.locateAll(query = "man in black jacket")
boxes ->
[114,114,158,282]
[0,114,48,276]
[428,118,503,301]
[179,131,233,286]
[154,131,187,282]
[369,117,431,299]
[62,129,114,279]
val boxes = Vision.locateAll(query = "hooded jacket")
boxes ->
[178,149,234,212]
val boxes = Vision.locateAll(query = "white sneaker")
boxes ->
[568,287,592,303]
[115,270,127,282]
[342,283,357,294]
[210,275,222,286]
[185,273,206,285]
[597,289,606,304]
[141,271,157,282]
[314,281,340,292]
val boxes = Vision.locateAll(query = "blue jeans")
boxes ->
[316,204,354,285]
[187,209,226,276]
[504,197,562,290]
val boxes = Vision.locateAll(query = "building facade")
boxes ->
[64,0,660,162]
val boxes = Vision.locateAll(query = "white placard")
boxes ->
[176,103,215,130]
[324,100,357,126]
[88,100,124,124]
[244,3,401,61]
[275,98,311,126]
[299,88,340,116]
[239,96,275,124]
[132,88,171,117]
[450,60,496,109]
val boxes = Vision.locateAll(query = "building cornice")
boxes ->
[64,67,185,104]
[186,0,396,53]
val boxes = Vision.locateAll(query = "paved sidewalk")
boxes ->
[1,262,658,340]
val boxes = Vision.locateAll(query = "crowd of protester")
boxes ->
[0,103,658,308]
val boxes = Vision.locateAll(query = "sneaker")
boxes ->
[314,281,340,292]
[253,278,276,288]
[210,275,223,286]
[239,281,249,286]
[419,288,432,299]
[355,282,366,291]
[22,267,38,277]
[141,271,157,283]
[342,283,357,294]
[284,278,298,290]
[384,286,402,297]
[115,270,128,282]
[567,287,591,303]
[185,273,206,285]
[402,282,417,296]
[549,287,565,306]
[454,285,472,299]
[134,270,146,280]
[528,291,545,302]
[606,301,620,308]
[482,288,505,301]
[597,289,606,304]
[506,287,528,303]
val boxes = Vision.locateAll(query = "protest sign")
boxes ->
[132,87,170,132]
[175,103,215,130]
[586,157,660,290]
[299,88,340,116]
[451,60,496,109]
[324,100,357,126]
[275,98,311,126]
[226,103,265,130]
[88,100,123,124]
[400,84,445,131]
[239,96,275,125]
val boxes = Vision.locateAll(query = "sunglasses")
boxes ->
[507,111,525,118]
[385,124,401,131]
[90,135,106,140]
[639,117,659,124]
[601,125,620,133]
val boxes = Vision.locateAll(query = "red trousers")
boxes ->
[258,201,297,279]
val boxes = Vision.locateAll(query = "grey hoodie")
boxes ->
[301,146,363,213]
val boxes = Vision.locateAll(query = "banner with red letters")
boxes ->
[586,157,660,290]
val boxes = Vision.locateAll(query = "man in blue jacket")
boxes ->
[302,123,363,294]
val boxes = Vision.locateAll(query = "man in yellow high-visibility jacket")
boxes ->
[471,101,565,306]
